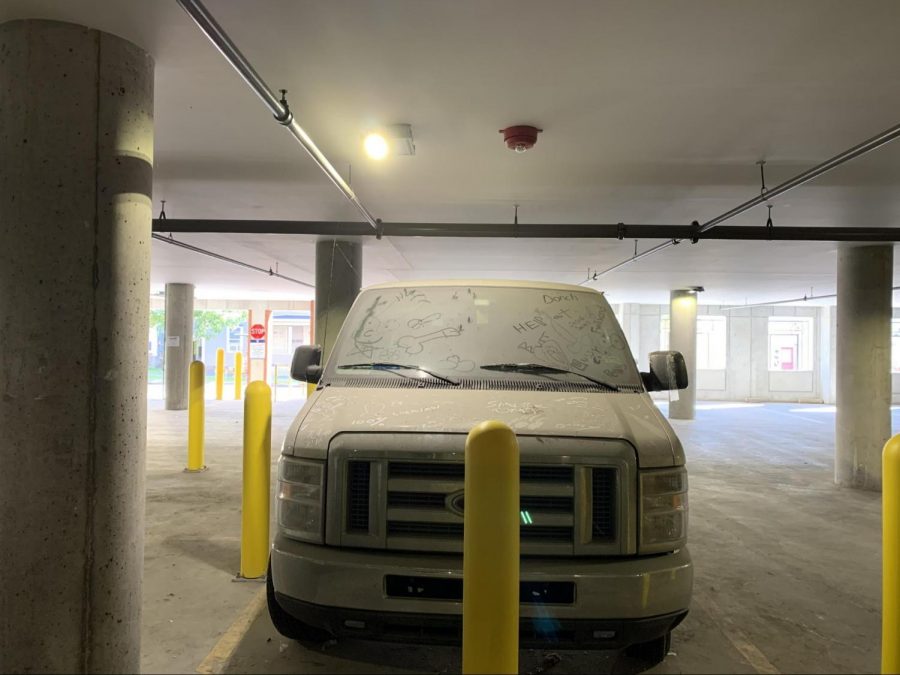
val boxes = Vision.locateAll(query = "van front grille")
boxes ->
[350,460,608,555]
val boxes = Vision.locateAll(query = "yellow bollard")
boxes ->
[234,351,243,400]
[215,347,225,400]
[462,420,520,675]
[185,360,206,472]
[240,380,272,579]
[884,434,900,674]
[306,382,316,398]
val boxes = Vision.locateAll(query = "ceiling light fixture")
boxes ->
[363,124,416,160]
[363,132,389,160]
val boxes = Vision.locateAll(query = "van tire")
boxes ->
[266,560,332,644]
[618,631,672,672]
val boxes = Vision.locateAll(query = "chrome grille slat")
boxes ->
[389,491,574,513]
[387,477,574,497]
[387,506,573,527]
[387,521,573,541]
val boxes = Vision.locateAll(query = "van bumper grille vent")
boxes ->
[346,461,371,532]
[591,467,616,540]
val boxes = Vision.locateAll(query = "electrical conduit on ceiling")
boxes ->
[176,0,381,236]
[590,120,900,280]
[152,233,314,288]
[719,286,900,312]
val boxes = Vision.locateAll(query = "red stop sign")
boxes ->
[249,323,266,340]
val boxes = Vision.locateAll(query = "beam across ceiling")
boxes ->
[151,219,900,242]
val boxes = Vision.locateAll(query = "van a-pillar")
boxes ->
[669,289,698,420]
[315,239,362,361]
[836,244,893,490]
[0,20,153,672]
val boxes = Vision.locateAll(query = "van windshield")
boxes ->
[325,285,641,388]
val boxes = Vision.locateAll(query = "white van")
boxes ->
[267,280,691,667]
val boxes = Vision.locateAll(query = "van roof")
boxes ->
[363,279,602,293]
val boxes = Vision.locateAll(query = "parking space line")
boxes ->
[695,591,779,674]
[196,587,267,674]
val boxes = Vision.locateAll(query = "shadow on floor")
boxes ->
[164,534,242,576]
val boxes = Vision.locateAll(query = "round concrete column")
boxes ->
[835,244,893,490]
[164,282,195,410]
[315,239,362,361]
[669,289,698,420]
[0,20,153,672]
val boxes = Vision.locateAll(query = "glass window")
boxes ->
[270,311,311,364]
[326,285,642,388]
[697,316,727,370]
[660,315,670,351]
[227,322,246,353]
[768,317,813,371]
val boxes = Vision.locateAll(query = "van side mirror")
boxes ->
[641,351,689,392]
[291,344,323,384]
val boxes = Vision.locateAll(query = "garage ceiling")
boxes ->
[6,0,900,304]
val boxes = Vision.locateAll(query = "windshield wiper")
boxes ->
[337,362,460,386]
[479,363,619,391]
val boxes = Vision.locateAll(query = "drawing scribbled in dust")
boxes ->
[331,284,641,388]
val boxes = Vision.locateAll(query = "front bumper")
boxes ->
[275,594,687,648]
[271,534,692,646]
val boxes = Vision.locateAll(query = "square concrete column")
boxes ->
[0,19,153,672]
[835,244,893,490]
[669,289,698,420]
[164,282,195,410]
[315,239,363,362]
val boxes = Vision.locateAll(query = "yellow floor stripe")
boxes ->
[696,592,780,675]
[196,587,267,674]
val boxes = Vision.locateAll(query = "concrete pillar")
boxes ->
[315,239,363,361]
[669,289,698,420]
[164,282,194,410]
[0,20,153,673]
[835,244,893,490]
[818,305,836,405]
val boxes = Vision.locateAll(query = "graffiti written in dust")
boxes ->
[348,402,389,427]
[397,325,464,355]
[407,313,441,330]
[512,315,548,334]
[487,399,546,417]
[395,288,430,304]
[543,292,579,304]
[443,353,475,372]
[351,295,389,358]
[517,332,568,367]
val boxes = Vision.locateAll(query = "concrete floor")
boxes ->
[142,398,296,673]
[143,400,891,674]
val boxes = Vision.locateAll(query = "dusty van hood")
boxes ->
[286,387,684,468]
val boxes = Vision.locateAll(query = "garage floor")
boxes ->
[143,400,889,674]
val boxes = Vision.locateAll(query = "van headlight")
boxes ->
[639,467,688,554]
[277,456,325,544]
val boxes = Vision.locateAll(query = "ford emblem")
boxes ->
[445,490,465,517]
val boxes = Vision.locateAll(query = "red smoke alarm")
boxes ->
[499,125,543,153]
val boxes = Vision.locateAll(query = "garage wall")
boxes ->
[617,303,830,403]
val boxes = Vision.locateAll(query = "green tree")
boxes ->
[149,309,165,330]
[193,310,245,341]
